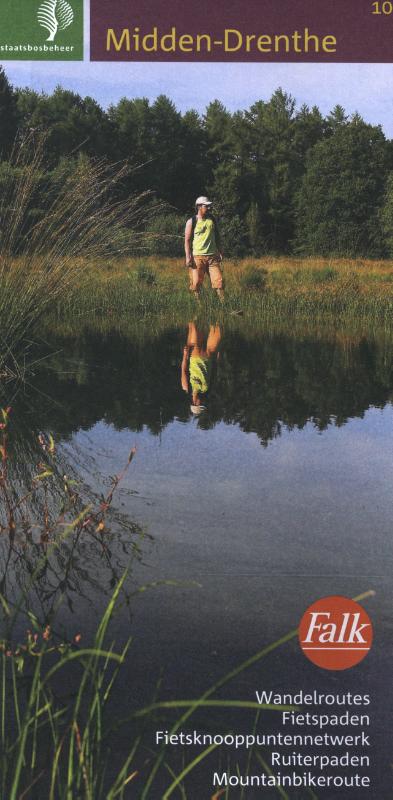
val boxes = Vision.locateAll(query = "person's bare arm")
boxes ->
[181,346,190,391]
[185,219,193,267]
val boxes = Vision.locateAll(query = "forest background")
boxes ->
[2,64,393,259]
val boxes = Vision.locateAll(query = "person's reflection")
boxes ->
[181,321,222,415]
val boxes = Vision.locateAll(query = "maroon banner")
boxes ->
[90,0,393,62]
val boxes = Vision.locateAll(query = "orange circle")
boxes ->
[299,595,373,670]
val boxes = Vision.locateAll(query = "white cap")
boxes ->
[190,404,207,415]
[195,196,212,207]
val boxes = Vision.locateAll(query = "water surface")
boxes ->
[2,320,392,797]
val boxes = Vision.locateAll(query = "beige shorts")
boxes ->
[189,255,223,290]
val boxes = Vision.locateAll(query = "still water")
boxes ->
[1,320,393,798]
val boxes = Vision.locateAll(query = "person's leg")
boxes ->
[191,257,206,298]
[206,324,222,355]
[208,257,224,302]
[216,288,225,302]
[187,321,198,347]
[187,321,205,353]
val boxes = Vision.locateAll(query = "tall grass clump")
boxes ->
[311,266,338,284]
[0,575,134,800]
[0,578,293,800]
[0,133,160,373]
[136,262,157,286]
[239,265,268,292]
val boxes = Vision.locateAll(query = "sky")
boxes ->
[3,0,393,138]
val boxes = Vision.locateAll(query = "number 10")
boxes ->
[372,1,393,13]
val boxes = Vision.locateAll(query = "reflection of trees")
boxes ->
[0,398,145,627]
[204,333,393,444]
[20,327,393,447]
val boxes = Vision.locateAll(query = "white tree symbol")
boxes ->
[37,0,74,42]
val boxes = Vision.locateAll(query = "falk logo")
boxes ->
[37,0,74,42]
[298,595,373,670]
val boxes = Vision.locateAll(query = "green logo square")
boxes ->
[0,0,83,60]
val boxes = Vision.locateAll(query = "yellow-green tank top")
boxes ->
[192,217,217,256]
[189,355,212,394]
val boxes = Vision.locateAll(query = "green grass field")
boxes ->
[54,255,393,320]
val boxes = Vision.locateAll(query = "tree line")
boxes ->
[1,65,393,258]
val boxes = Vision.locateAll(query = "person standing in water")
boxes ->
[181,321,222,415]
[184,196,224,302]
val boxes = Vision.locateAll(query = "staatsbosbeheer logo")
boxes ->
[0,0,83,60]
[299,595,373,670]
[37,0,74,42]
